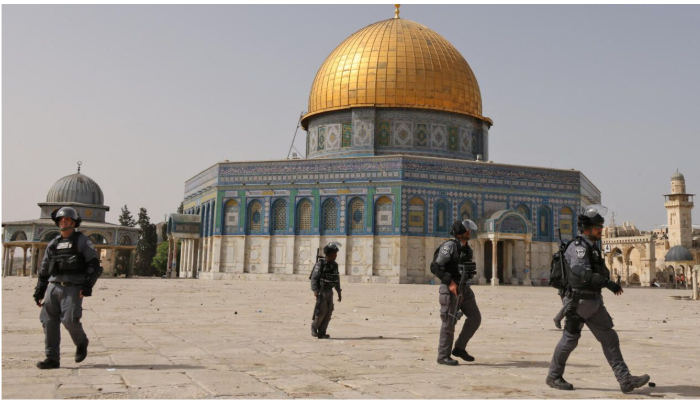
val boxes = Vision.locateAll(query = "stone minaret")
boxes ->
[664,170,694,248]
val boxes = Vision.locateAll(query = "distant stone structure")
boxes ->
[2,164,140,277]
[603,171,699,287]
[171,9,602,285]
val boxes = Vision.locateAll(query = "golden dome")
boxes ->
[302,17,491,128]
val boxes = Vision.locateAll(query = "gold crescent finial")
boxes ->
[77,161,82,173]
[394,4,400,19]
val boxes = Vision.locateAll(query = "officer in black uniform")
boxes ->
[310,242,342,339]
[546,205,650,393]
[430,219,481,366]
[33,207,102,369]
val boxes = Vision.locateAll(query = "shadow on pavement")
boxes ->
[330,336,417,341]
[74,364,206,370]
[471,360,596,369]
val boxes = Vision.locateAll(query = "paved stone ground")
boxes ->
[2,277,699,399]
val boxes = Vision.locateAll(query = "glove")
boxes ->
[33,281,48,305]
[81,286,93,297]
[606,280,622,293]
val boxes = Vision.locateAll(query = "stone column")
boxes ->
[111,248,118,277]
[477,238,487,285]
[523,238,532,286]
[172,239,180,278]
[9,247,15,276]
[30,245,38,277]
[128,249,136,277]
[166,237,174,278]
[692,266,699,301]
[491,237,499,286]
[509,241,518,285]
[2,247,8,277]
[192,239,200,278]
[22,247,28,276]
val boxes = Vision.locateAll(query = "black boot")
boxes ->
[620,375,650,393]
[437,357,458,366]
[75,338,89,363]
[36,359,60,369]
[317,332,330,339]
[546,376,574,390]
[452,348,475,362]
[311,327,318,337]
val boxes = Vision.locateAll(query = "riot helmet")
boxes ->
[51,207,82,228]
[323,242,342,255]
[450,219,478,236]
[577,204,607,231]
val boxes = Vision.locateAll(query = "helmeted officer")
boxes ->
[546,204,650,393]
[430,219,482,366]
[310,242,342,339]
[32,207,103,369]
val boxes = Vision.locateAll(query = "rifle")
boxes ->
[449,247,476,325]
[557,229,567,291]
[311,248,326,321]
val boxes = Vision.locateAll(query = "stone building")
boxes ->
[2,165,140,277]
[603,171,699,287]
[173,8,601,284]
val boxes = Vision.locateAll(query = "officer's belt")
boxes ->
[566,291,599,300]
[52,281,80,287]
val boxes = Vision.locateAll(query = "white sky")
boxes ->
[3,5,699,230]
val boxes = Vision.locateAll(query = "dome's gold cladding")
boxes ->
[304,18,489,127]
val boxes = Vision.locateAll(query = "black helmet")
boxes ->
[323,242,341,255]
[51,207,82,228]
[577,204,607,231]
[450,219,478,236]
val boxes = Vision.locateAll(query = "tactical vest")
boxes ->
[320,261,340,286]
[567,236,607,289]
[48,233,87,275]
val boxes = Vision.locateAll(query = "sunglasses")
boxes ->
[592,224,604,230]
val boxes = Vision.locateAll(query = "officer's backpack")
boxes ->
[549,240,576,290]
[430,239,456,277]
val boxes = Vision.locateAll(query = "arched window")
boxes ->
[516,204,530,219]
[272,199,287,234]
[459,201,473,221]
[119,235,133,245]
[321,199,338,234]
[88,233,108,244]
[10,231,27,241]
[559,207,573,238]
[247,200,263,234]
[375,196,393,234]
[224,199,239,234]
[408,197,425,234]
[348,198,365,234]
[296,199,312,233]
[538,206,551,238]
[435,200,450,234]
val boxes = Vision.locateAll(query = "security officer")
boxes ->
[32,207,102,369]
[430,219,481,366]
[546,205,649,393]
[310,242,342,339]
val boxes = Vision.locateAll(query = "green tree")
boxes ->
[135,208,158,276]
[152,241,170,275]
[116,205,137,277]
[177,202,184,214]
[118,205,137,227]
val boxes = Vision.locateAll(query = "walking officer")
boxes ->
[32,207,103,369]
[430,219,481,366]
[310,242,342,339]
[546,204,650,393]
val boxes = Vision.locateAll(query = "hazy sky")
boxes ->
[3,5,699,230]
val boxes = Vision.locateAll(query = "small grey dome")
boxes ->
[46,173,104,205]
[665,245,694,262]
[671,170,685,181]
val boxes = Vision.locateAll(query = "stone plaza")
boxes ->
[2,278,699,399]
